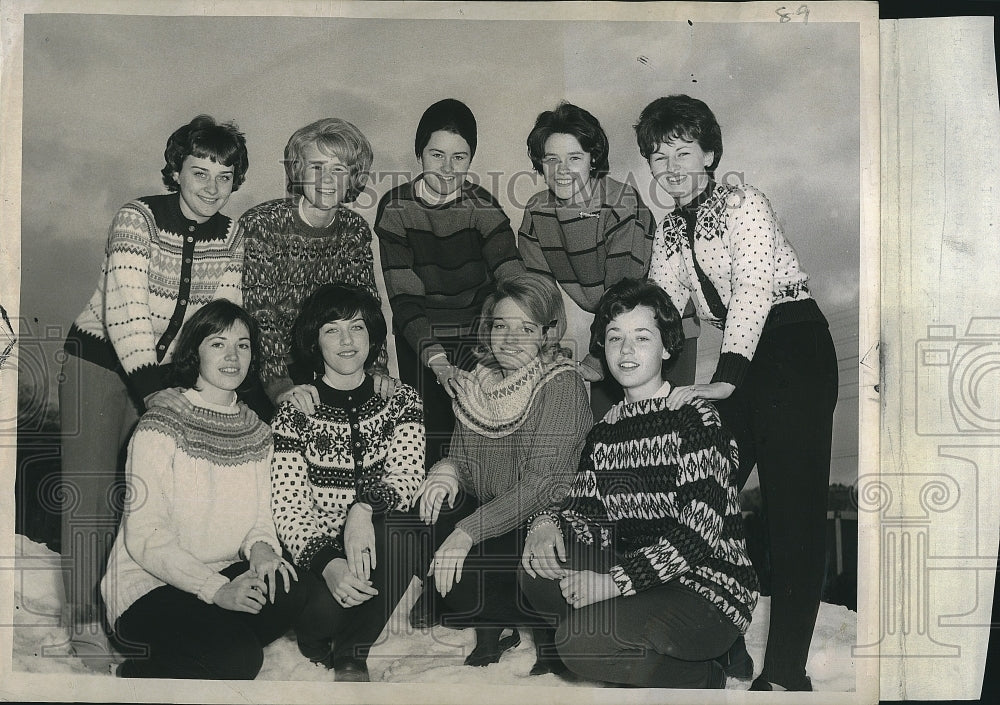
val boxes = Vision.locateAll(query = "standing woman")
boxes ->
[517,102,662,420]
[374,98,524,472]
[60,115,248,664]
[240,118,392,420]
[637,94,839,691]
[270,284,425,682]
[102,299,305,679]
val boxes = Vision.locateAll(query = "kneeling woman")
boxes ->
[270,284,425,681]
[414,272,592,667]
[520,279,759,688]
[103,300,305,679]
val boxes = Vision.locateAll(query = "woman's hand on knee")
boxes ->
[212,571,268,614]
[343,503,376,581]
[429,528,473,597]
[276,384,320,414]
[522,519,567,580]
[322,558,378,609]
[414,462,459,524]
[559,570,619,609]
[248,541,298,602]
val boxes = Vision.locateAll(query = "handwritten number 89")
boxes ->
[776,5,809,23]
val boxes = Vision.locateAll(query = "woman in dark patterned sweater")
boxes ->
[638,95,839,692]
[270,284,425,682]
[240,118,393,420]
[519,278,759,689]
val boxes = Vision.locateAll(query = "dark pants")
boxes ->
[518,532,738,689]
[394,333,479,470]
[295,511,420,665]
[714,318,839,688]
[114,560,308,679]
[415,493,543,629]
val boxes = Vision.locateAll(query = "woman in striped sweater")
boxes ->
[519,278,759,688]
[60,116,249,666]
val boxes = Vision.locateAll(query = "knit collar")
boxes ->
[410,174,473,210]
[293,197,344,235]
[453,357,577,438]
[144,192,230,241]
[673,179,716,217]
[315,374,375,410]
[604,380,674,424]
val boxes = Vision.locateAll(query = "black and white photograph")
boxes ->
[1,1,878,702]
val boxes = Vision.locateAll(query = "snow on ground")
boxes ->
[10,535,856,691]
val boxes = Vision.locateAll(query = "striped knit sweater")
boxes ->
[270,376,425,575]
[67,193,243,402]
[447,362,593,544]
[518,176,655,314]
[539,392,759,633]
[374,178,524,365]
[649,182,821,388]
[102,390,275,625]
[239,199,387,403]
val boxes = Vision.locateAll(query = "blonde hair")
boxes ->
[476,272,567,363]
[283,118,373,203]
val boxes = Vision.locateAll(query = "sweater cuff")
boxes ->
[129,364,165,405]
[711,352,751,388]
[241,533,282,561]
[608,564,635,597]
[421,343,449,368]
[455,515,482,546]
[310,544,345,577]
[265,377,295,405]
[198,573,230,605]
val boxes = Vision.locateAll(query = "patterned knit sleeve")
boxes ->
[517,202,554,282]
[270,404,345,571]
[603,182,656,286]
[356,385,426,512]
[607,404,732,596]
[473,187,524,282]
[239,443,283,560]
[456,370,593,544]
[374,190,445,364]
[712,186,778,388]
[120,420,228,604]
[647,217,693,319]
[336,211,389,375]
[240,207,295,403]
[102,201,167,401]
[212,217,244,307]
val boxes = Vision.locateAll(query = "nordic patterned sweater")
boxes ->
[374,178,524,366]
[648,181,823,388]
[240,199,388,403]
[518,176,655,314]
[270,376,425,576]
[102,390,276,625]
[538,390,759,633]
[67,193,243,402]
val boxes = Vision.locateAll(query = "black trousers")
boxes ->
[518,530,738,689]
[394,333,479,471]
[114,560,309,679]
[295,511,421,665]
[714,318,839,687]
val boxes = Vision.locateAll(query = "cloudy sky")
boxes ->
[14,9,862,448]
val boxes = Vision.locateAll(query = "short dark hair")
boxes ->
[475,272,567,365]
[283,118,374,203]
[526,102,610,179]
[414,99,478,159]
[634,95,723,175]
[589,278,684,371]
[293,283,387,376]
[169,299,261,390]
[161,115,250,192]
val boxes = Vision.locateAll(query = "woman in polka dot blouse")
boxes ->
[269,283,425,681]
[638,95,839,692]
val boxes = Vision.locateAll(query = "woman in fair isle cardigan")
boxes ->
[59,115,248,666]
[414,273,592,669]
[269,284,425,682]
[638,95,839,692]
[519,278,759,689]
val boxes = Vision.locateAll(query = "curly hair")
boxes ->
[168,299,261,391]
[634,95,723,175]
[283,118,374,203]
[161,115,249,192]
[292,283,387,376]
